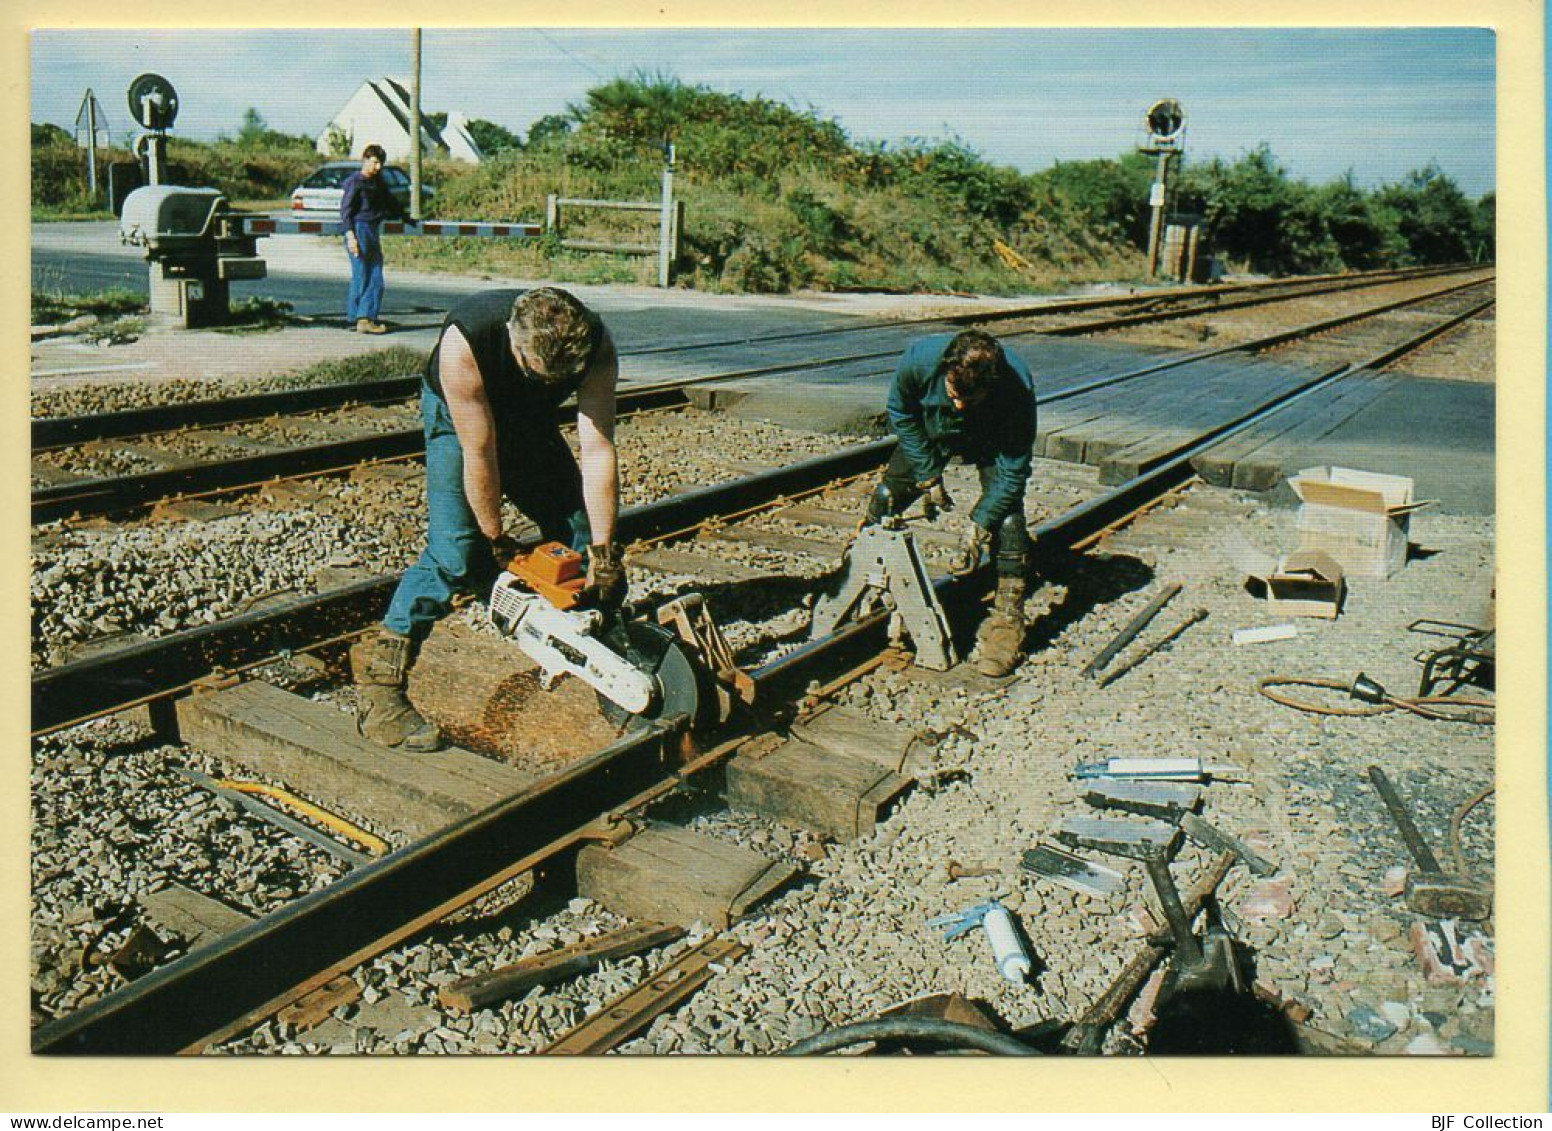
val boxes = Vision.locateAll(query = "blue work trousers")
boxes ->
[344,221,385,322]
[383,387,590,640]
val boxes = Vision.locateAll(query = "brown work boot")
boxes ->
[354,628,443,751]
[356,318,389,334]
[973,577,1027,677]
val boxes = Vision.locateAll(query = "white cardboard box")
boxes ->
[1288,466,1427,579]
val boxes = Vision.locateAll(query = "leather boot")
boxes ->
[355,628,443,751]
[974,577,1027,677]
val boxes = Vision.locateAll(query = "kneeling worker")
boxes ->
[357,288,627,751]
[865,329,1037,677]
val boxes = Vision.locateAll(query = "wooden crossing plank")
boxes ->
[1082,357,1289,469]
[725,738,912,840]
[1097,358,1321,483]
[1228,375,1403,492]
[1192,370,1396,488]
[576,824,796,928]
[176,680,535,841]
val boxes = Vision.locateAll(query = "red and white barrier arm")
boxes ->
[239,217,542,239]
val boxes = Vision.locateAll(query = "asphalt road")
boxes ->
[30,221,870,348]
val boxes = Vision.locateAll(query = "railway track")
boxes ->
[30,262,1466,453]
[31,288,1492,1055]
[31,266,1489,526]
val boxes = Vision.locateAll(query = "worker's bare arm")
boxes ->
[576,329,620,546]
[438,327,506,542]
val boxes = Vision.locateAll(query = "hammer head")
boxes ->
[1406,872,1492,921]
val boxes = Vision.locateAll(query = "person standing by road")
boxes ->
[862,329,1038,677]
[340,144,405,334]
[355,287,626,751]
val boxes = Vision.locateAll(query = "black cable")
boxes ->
[781,1017,1040,1057]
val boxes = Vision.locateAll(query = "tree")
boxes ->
[466,118,521,155]
[237,108,268,149]
[526,113,573,148]
[32,122,72,147]
[1182,145,1296,273]
[1375,165,1476,265]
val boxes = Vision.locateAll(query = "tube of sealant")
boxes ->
[981,904,1032,984]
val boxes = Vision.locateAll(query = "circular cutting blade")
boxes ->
[596,619,702,733]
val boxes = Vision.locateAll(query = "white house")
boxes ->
[318,77,483,164]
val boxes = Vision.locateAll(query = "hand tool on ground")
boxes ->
[1073,756,1249,783]
[1081,779,1201,823]
[945,860,999,881]
[927,900,1032,984]
[1057,817,1239,997]
[1020,844,1125,897]
[1095,607,1208,689]
[1366,765,1492,920]
[1080,781,1276,877]
[489,542,699,724]
[1060,851,1235,1054]
[810,516,956,670]
[1081,582,1181,679]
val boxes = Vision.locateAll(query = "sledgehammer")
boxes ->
[1366,766,1492,921]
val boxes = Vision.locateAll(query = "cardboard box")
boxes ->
[1226,533,1346,619]
[1289,467,1427,579]
[1261,550,1346,619]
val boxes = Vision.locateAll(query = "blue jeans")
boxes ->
[344,221,385,321]
[384,387,591,640]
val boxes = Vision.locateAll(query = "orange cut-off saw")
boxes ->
[487,542,658,715]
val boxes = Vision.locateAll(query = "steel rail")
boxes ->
[31,440,895,736]
[31,380,698,524]
[32,377,421,452]
[33,265,1482,454]
[29,297,1485,1055]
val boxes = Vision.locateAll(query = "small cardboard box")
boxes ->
[1289,466,1426,579]
[1262,550,1346,619]
[1227,533,1346,619]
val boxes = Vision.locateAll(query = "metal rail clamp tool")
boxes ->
[809,516,956,670]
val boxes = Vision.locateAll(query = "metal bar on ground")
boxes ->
[539,937,747,1055]
[1081,583,1182,679]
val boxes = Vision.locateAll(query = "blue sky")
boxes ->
[31,27,1496,198]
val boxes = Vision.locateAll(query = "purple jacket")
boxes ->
[339,170,403,228]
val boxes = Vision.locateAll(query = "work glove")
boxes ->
[949,523,992,577]
[489,533,521,570]
[583,542,628,610]
[918,477,953,521]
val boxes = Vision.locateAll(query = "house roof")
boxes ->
[368,77,449,155]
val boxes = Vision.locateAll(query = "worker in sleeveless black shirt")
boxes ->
[355,287,624,751]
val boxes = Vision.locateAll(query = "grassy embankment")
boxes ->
[33,74,1492,296]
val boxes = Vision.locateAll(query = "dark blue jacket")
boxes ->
[885,333,1037,529]
[339,170,403,228]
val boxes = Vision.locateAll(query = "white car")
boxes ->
[289,162,432,215]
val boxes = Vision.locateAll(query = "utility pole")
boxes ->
[75,88,105,200]
[410,28,423,221]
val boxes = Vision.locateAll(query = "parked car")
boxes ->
[289,161,433,215]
